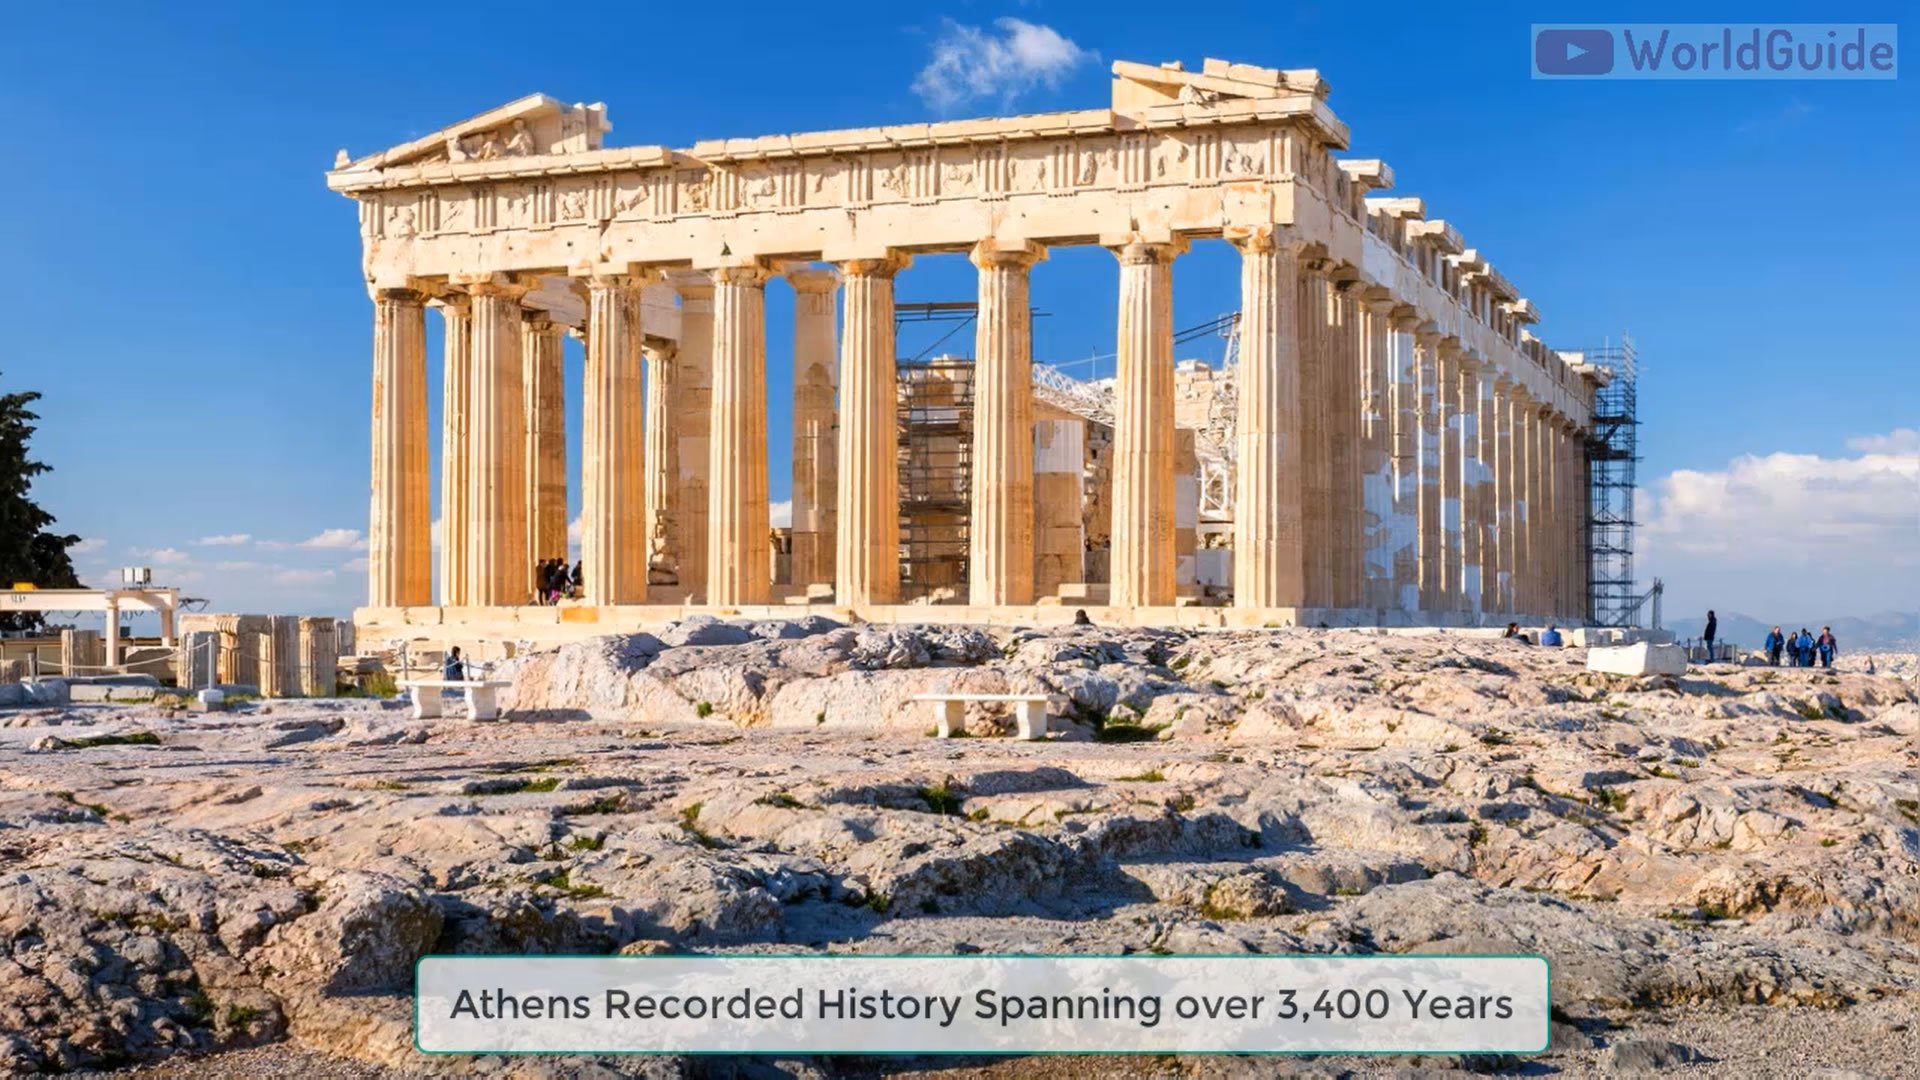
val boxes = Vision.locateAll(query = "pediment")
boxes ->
[332,94,609,172]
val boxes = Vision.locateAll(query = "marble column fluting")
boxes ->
[1108,240,1180,609]
[1525,403,1548,617]
[581,275,647,607]
[1477,371,1501,615]
[1414,331,1442,612]
[1388,311,1422,612]
[465,280,531,606]
[1509,387,1534,615]
[1491,377,1516,614]
[786,268,840,591]
[1298,258,1332,608]
[523,314,568,575]
[369,288,429,608]
[437,296,472,606]
[834,254,908,607]
[1456,355,1483,620]
[1328,281,1362,610]
[1359,293,1395,610]
[970,239,1045,607]
[672,276,715,600]
[642,340,679,585]
[1231,226,1305,609]
[1437,342,1463,613]
[706,263,773,607]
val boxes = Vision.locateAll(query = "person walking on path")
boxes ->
[1795,628,1815,668]
[442,646,467,682]
[1817,626,1838,669]
[1764,626,1784,666]
[1703,610,1717,660]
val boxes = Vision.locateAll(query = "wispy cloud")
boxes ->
[68,537,106,555]
[1846,428,1918,455]
[195,533,251,547]
[769,500,793,529]
[270,568,336,586]
[261,528,367,551]
[127,546,191,566]
[912,17,1098,113]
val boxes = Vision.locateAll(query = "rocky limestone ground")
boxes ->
[2,619,1916,1078]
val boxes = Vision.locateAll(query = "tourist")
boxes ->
[442,646,466,682]
[546,558,567,603]
[571,560,585,598]
[1764,626,1784,666]
[1796,628,1815,668]
[1503,622,1521,639]
[1703,609,1717,655]
[1072,609,1093,627]
[1817,626,1837,669]
[1540,623,1563,647]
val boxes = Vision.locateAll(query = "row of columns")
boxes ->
[366,230,1587,620]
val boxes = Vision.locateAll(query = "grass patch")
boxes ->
[1820,837,1838,847]
[1468,822,1488,847]
[695,701,714,718]
[1168,793,1196,813]
[1791,699,1826,721]
[678,803,725,849]
[1896,799,1919,824]
[1646,765,1677,780]
[224,1004,263,1028]
[1594,788,1630,813]
[1479,728,1512,747]
[61,732,163,749]
[565,834,605,852]
[560,794,624,816]
[1115,770,1165,783]
[1092,715,1164,743]
[544,870,610,900]
[919,785,964,816]
[755,792,805,809]
[1673,758,1701,769]
[1439,743,1462,754]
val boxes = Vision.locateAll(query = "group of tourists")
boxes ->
[1764,625,1839,669]
[535,558,583,605]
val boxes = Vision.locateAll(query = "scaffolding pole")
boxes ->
[1585,336,1640,627]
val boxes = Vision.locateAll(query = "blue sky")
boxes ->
[3,2,1914,626]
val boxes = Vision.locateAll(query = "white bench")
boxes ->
[400,679,513,721]
[909,693,1066,741]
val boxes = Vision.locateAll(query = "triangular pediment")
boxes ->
[332,94,610,172]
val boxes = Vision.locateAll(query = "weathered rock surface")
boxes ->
[1,623,1914,1075]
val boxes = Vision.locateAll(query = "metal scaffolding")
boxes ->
[896,356,975,601]
[1584,336,1640,627]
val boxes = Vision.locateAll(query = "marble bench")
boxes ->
[400,679,514,721]
[909,692,1066,741]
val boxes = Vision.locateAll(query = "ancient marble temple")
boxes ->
[329,57,1605,646]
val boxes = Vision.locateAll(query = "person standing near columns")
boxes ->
[706,262,773,607]
[1106,237,1182,610]
[786,268,841,592]
[970,238,1046,607]
[670,273,715,601]
[523,313,568,588]
[581,272,649,607]
[369,287,430,607]
[462,277,532,606]
[834,253,910,607]
[641,339,679,586]
[1230,225,1305,609]
[436,294,472,606]
[1414,330,1443,612]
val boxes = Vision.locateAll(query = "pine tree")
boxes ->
[0,380,81,631]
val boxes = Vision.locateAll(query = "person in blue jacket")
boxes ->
[442,646,467,682]
[1764,626,1784,666]
[1795,629,1815,668]
[1539,624,1563,647]
[1816,627,1837,669]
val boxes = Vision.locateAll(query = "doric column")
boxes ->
[1509,387,1535,615]
[970,238,1046,606]
[1477,370,1501,614]
[437,296,472,606]
[369,288,430,608]
[1108,239,1181,609]
[1562,419,1584,622]
[1490,377,1516,614]
[1437,342,1464,613]
[1359,291,1395,610]
[671,274,715,600]
[1414,330,1443,612]
[834,254,909,606]
[580,274,647,606]
[1232,227,1305,608]
[464,278,531,606]
[642,340,679,585]
[1328,280,1363,609]
[1387,309,1421,612]
[1298,258,1333,608]
[523,314,568,577]
[1456,354,1484,621]
[787,268,840,591]
[706,263,773,607]
[1526,402,1549,616]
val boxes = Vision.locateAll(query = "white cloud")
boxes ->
[340,556,369,573]
[1846,428,1919,455]
[912,17,1097,113]
[213,560,261,572]
[1642,430,1920,616]
[769,500,793,528]
[68,538,106,555]
[195,533,251,546]
[127,546,191,566]
[297,528,366,550]
[271,568,337,586]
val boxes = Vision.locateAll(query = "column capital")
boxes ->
[1510,383,1536,405]
[970,237,1047,270]
[1225,223,1308,257]
[451,272,532,300]
[837,252,912,279]
[1389,305,1422,330]
[1105,238,1187,265]
[522,310,565,332]
[784,266,841,293]
[375,286,425,306]
[705,259,775,288]
[1413,328,1443,347]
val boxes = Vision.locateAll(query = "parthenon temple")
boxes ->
[329,57,1606,645]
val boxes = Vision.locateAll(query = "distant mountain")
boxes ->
[1665,611,1920,650]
